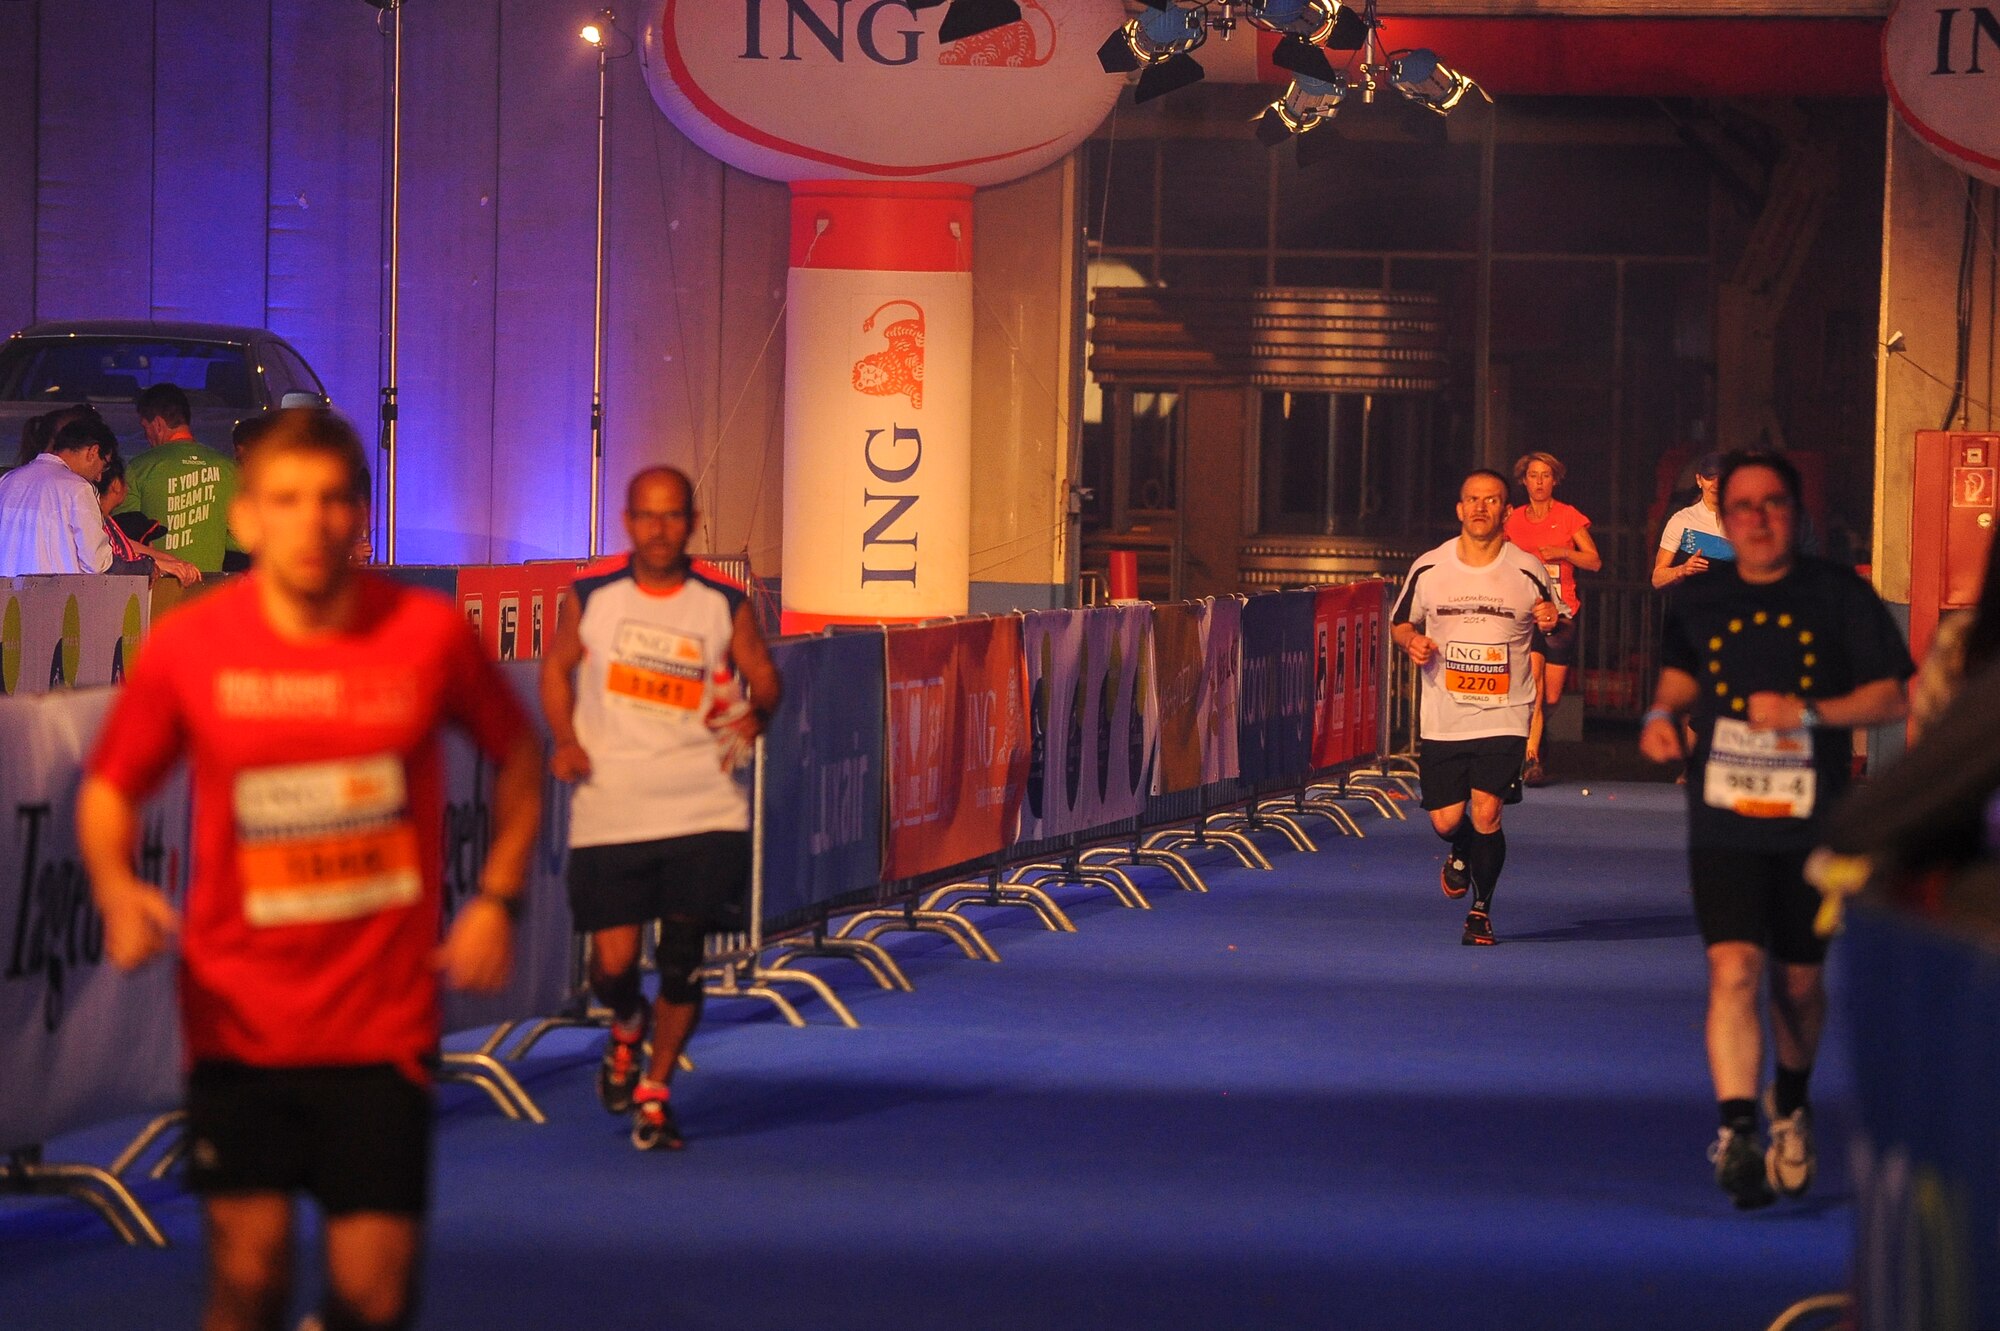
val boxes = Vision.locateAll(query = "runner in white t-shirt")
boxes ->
[1392,469,1561,945]
[1652,452,1731,589]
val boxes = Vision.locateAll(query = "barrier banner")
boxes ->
[1153,601,1206,795]
[457,562,582,663]
[0,688,188,1150]
[1201,597,1242,784]
[2,575,151,698]
[1843,901,2000,1330]
[759,633,886,925]
[885,618,1029,880]
[1238,590,1316,784]
[1312,582,1388,770]
[439,661,578,1035]
[1021,607,1158,840]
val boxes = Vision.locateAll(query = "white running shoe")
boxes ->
[1764,1101,1815,1199]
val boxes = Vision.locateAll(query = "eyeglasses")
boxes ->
[1723,495,1794,519]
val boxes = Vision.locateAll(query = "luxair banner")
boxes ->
[885,618,1029,880]
[1239,590,1316,785]
[1842,901,2000,1330]
[761,632,886,926]
[1020,606,1158,840]
[1312,582,1388,771]
[1153,601,1206,795]
[1201,597,1242,784]
[2,576,150,698]
[439,662,577,1036]
[0,687,188,1150]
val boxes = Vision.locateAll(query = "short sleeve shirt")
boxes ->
[1504,500,1590,614]
[1393,539,1556,743]
[1658,501,1730,565]
[1660,558,1913,851]
[117,439,242,571]
[87,573,529,1079]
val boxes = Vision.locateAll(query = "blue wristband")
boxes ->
[1641,707,1676,727]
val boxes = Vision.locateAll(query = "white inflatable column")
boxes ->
[780,181,974,634]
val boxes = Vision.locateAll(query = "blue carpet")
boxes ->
[0,783,1852,1330]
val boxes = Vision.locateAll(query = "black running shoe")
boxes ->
[1710,1126,1776,1210]
[1461,907,1495,945]
[631,1090,685,1152]
[1441,854,1471,899]
[597,1034,645,1116]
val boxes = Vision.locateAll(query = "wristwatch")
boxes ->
[1797,701,1821,730]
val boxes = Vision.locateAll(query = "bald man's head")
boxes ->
[626,465,693,514]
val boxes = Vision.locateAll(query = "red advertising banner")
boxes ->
[1312,581,1388,771]
[1152,601,1206,795]
[457,562,582,662]
[885,617,1030,880]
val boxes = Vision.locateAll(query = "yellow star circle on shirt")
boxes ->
[1706,609,1821,702]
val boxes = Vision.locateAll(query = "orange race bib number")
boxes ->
[233,755,422,927]
[606,621,707,717]
[1442,640,1511,706]
[1703,718,1816,819]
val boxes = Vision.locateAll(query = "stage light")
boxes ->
[1388,48,1487,115]
[1256,72,1346,141]
[580,22,604,45]
[908,0,1023,44]
[1096,5,1209,101]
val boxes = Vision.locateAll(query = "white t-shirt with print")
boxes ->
[1392,539,1554,742]
[1658,500,1726,556]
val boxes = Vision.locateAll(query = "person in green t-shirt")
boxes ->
[119,383,244,573]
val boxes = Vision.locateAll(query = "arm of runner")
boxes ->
[729,598,782,726]
[1566,524,1602,573]
[539,589,591,782]
[1745,678,1908,732]
[1391,620,1436,666]
[1639,668,1699,763]
[437,729,541,993]
[1651,544,1707,588]
[77,776,181,970]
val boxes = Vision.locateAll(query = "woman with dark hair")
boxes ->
[14,402,103,469]
[95,448,201,586]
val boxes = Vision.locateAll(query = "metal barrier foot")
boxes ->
[835,908,1001,962]
[438,1052,546,1124]
[1145,824,1274,871]
[935,882,1076,932]
[744,965,861,1028]
[1216,806,1318,853]
[1081,845,1209,893]
[2,1148,168,1248]
[701,967,807,1027]
[1291,799,1365,838]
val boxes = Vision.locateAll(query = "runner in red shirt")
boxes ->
[1504,452,1600,786]
[78,408,542,1331]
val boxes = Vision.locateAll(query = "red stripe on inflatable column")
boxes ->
[781,608,927,635]
[789,181,975,273]
[1255,19,1883,98]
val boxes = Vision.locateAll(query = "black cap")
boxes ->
[1693,451,1724,479]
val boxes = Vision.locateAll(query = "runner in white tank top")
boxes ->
[542,466,781,1150]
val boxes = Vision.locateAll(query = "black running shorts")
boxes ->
[1687,845,1828,966]
[1418,735,1527,811]
[1530,611,1581,669]
[185,1061,432,1216]
[567,830,751,933]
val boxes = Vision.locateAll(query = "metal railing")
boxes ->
[1575,580,1663,720]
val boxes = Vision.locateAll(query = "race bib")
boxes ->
[234,754,422,927]
[606,620,706,718]
[1543,561,1565,592]
[1442,641,1511,705]
[1703,718,1816,819]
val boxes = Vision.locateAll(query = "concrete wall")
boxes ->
[0,0,1078,604]
[1875,112,2000,602]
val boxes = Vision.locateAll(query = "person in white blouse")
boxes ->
[1652,452,1730,589]
[0,415,115,576]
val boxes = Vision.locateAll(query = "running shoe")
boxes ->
[1521,756,1548,787]
[1461,907,1495,945]
[1709,1126,1776,1210]
[1441,853,1471,898]
[631,1085,685,1152]
[597,1030,647,1116]
[1764,1098,1816,1199]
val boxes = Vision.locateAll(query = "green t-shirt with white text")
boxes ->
[116,438,241,571]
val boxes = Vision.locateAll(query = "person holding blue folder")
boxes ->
[1652,452,1733,589]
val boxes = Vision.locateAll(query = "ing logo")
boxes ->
[852,300,925,408]
[937,0,1054,67]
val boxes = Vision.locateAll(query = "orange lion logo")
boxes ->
[937,0,1055,68]
[851,300,925,408]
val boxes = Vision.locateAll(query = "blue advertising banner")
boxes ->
[1201,597,1241,784]
[1237,590,1316,784]
[1020,606,1157,842]
[761,633,886,924]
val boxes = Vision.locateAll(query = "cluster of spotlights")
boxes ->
[1098,1,1489,159]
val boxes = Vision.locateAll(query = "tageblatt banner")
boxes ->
[760,633,887,925]
[885,618,1029,880]
[1238,591,1316,784]
[1020,607,1157,841]
[1312,582,1389,771]
[0,688,187,1150]
[1153,602,1206,795]
[439,661,578,1036]
[1201,597,1242,784]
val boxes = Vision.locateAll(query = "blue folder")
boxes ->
[1677,529,1735,562]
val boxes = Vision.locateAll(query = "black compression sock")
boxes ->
[1719,1098,1758,1134]
[1774,1065,1812,1117]
[1467,827,1506,908]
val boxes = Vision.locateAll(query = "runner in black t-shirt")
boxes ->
[1639,452,1910,1210]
